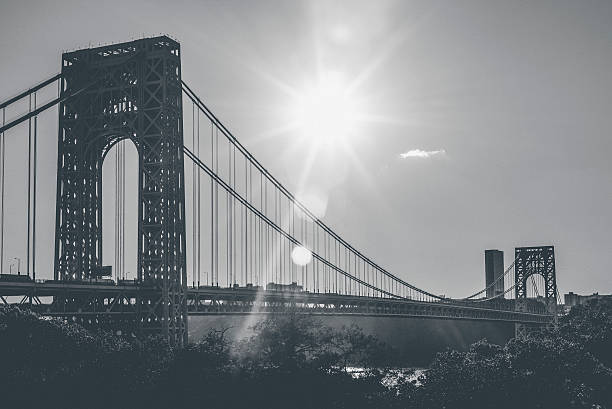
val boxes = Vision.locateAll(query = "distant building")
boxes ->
[564,292,611,308]
[485,250,504,298]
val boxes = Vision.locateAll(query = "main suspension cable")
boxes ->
[181,81,444,301]
[463,258,517,300]
[184,145,402,299]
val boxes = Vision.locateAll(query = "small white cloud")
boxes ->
[400,149,446,159]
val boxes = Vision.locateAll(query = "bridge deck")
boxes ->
[0,281,552,325]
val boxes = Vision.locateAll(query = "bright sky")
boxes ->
[0,0,611,297]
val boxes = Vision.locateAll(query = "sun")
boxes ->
[292,71,359,148]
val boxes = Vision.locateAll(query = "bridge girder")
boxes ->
[0,281,553,326]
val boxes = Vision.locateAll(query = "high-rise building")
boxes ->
[485,249,504,298]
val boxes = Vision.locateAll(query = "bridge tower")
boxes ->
[53,36,188,346]
[514,246,557,338]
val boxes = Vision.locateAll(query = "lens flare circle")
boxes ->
[291,246,313,266]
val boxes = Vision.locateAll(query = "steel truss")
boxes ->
[186,287,551,323]
[0,281,552,325]
[514,246,557,337]
[53,36,188,346]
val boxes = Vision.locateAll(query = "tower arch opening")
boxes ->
[101,137,139,282]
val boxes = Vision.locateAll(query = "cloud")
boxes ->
[399,149,446,159]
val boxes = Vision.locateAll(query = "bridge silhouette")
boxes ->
[0,36,558,346]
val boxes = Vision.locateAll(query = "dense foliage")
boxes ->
[1,298,611,408]
[415,298,612,409]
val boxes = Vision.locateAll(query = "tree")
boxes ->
[415,298,612,409]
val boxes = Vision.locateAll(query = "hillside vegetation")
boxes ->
[1,299,610,409]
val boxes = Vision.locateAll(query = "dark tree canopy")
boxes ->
[1,299,611,409]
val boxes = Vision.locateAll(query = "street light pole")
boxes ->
[13,257,21,275]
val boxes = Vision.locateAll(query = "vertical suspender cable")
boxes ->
[285,197,288,283]
[272,187,275,283]
[277,190,280,283]
[27,94,31,277]
[243,156,246,285]
[116,142,120,279]
[119,141,124,278]
[210,121,214,286]
[215,128,219,286]
[325,235,329,292]
[314,224,318,292]
[335,241,338,293]
[121,140,125,279]
[283,197,287,283]
[197,108,201,287]
[326,235,329,293]
[331,237,334,292]
[272,186,275,283]
[225,146,233,287]
[120,141,124,279]
[227,191,231,286]
[116,142,119,279]
[232,145,236,285]
[192,102,196,287]
[302,215,305,289]
[283,195,286,283]
[0,108,4,274]
[345,246,347,294]
[32,93,37,281]
[248,163,252,284]
[120,143,124,278]
[231,145,234,285]
[264,180,270,281]
[120,142,122,279]
[275,188,278,283]
[323,233,326,292]
[228,142,231,286]
[261,173,264,286]
[196,110,202,282]
[210,121,213,287]
[276,190,280,283]
[119,142,122,279]
[290,204,293,284]
[115,143,118,278]
[226,140,230,287]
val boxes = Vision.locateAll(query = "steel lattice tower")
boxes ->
[514,246,557,338]
[53,36,187,346]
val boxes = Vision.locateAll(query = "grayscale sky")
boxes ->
[0,0,610,297]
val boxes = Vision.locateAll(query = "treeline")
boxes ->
[1,299,611,409]
[418,298,612,408]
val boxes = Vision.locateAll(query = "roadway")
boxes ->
[0,280,553,325]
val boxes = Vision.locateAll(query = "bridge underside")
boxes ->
[0,281,552,328]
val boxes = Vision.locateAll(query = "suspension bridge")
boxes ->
[0,36,558,346]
